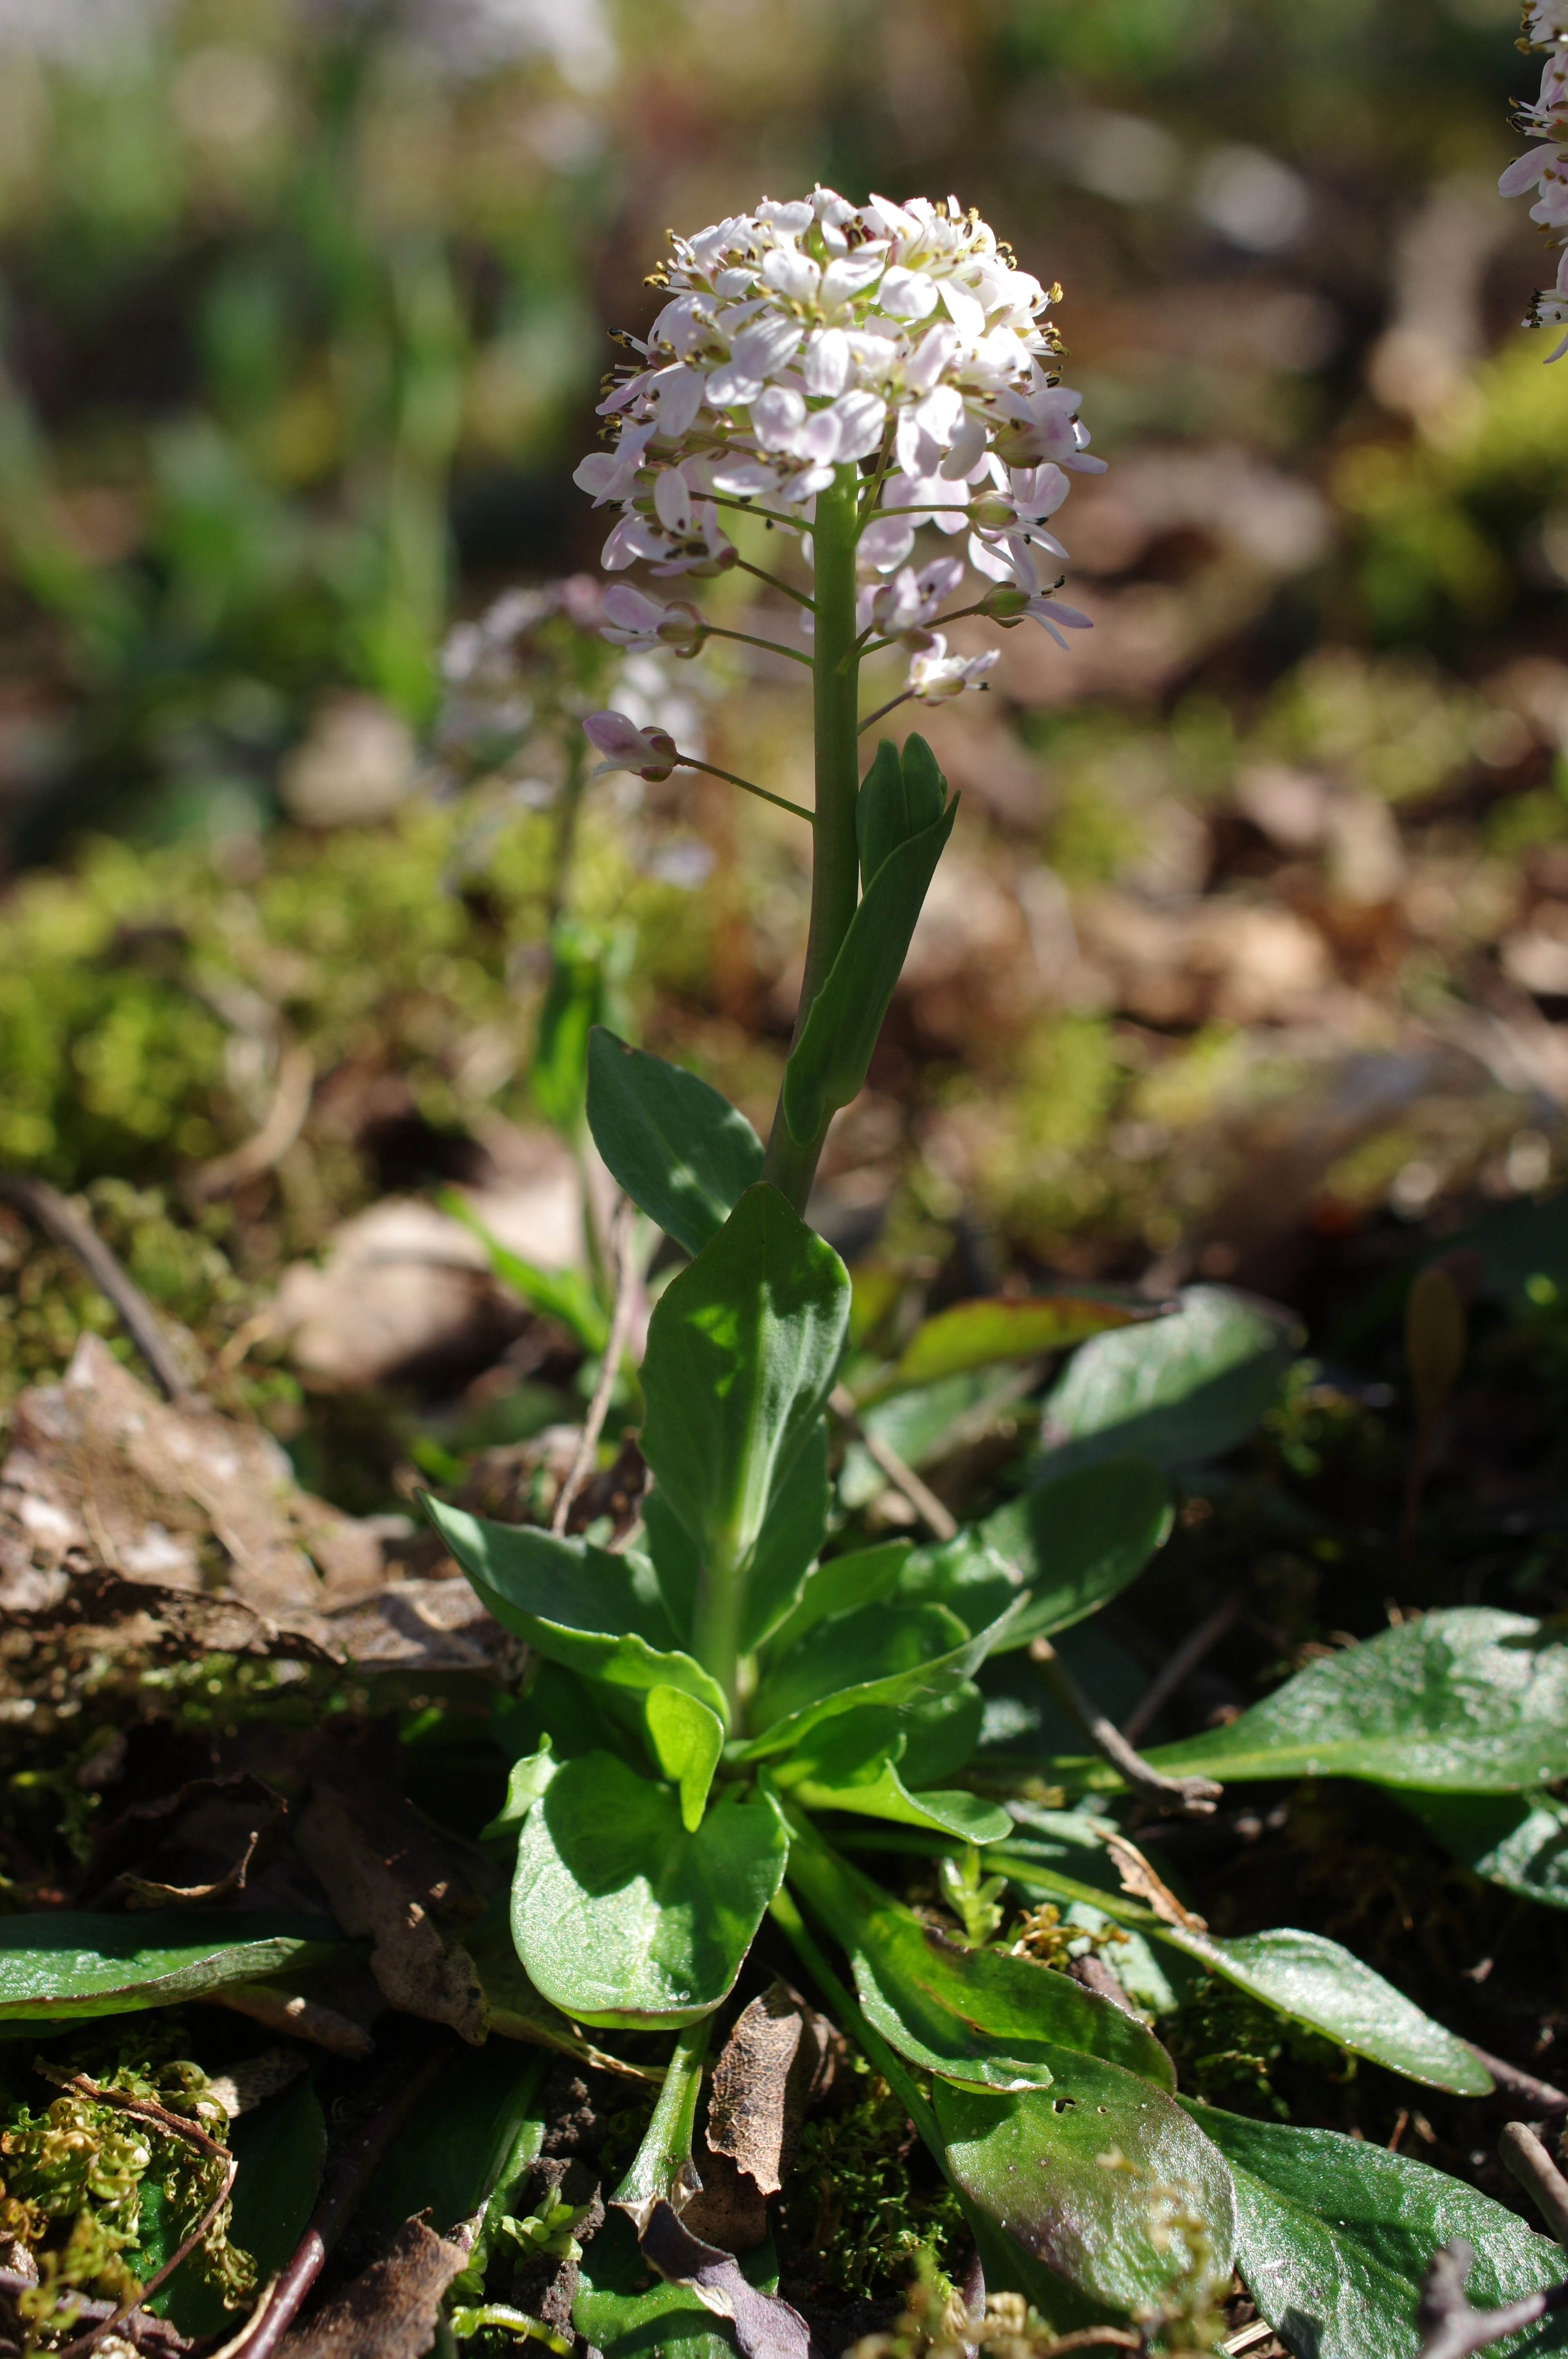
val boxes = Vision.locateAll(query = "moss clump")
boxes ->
[780,2071,964,2303]
[1161,1972,1347,2120]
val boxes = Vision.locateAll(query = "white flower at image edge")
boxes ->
[1501,2,1568,355]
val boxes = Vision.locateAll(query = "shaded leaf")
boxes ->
[645,1686,725,1832]
[935,2065,1236,2315]
[0,1910,340,2021]
[513,1751,791,2026]
[472,1931,665,2081]
[861,1292,1163,1406]
[639,2200,811,2359]
[1037,1284,1300,1474]
[586,1028,765,1258]
[1190,2103,1568,2359]
[751,1600,970,1732]
[782,796,958,1146]
[423,1500,728,1723]
[739,1422,830,1656]
[765,1539,910,1659]
[857,733,945,891]
[150,2076,327,2339]
[740,1599,1023,1762]
[788,1835,1174,2091]
[1400,1789,1568,1910]
[639,1186,850,1639]
[1145,1608,1568,1793]
[574,2208,780,2359]
[360,2044,550,2242]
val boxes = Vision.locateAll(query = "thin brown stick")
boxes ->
[1121,1588,1246,1746]
[1029,1637,1221,1816]
[1466,2045,1568,2114]
[829,1384,959,1540]
[39,2068,235,2359]
[203,2038,452,2359]
[1416,2238,1568,2358]
[0,1174,194,1402]
[1500,2121,1568,2245]
[554,1196,638,1538]
[185,1043,314,1201]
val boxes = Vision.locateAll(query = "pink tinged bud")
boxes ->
[583,711,679,782]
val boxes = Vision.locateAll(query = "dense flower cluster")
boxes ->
[573,189,1096,730]
[1501,0,1568,355]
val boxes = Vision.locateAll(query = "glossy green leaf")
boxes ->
[645,1686,724,1832]
[751,1600,971,1732]
[586,1028,764,1258]
[935,2066,1235,2315]
[787,1836,1172,2090]
[361,2042,550,2242]
[574,2210,780,2359]
[481,1739,557,1841]
[639,1185,850,1612]
[1145,1608,1568,1792]
[775,1710,1010,1842]
[861,1291,1161,1406]
[512,1750,790,2026]
[0,1912,341,2021]
[857,732,946,891]
[897,1460,1172,1652]
[146,2076,327,2339]
[782,795,958,1146]
[472,1931,665,2080]
[423,1499,728,1723]
[766,1538,911,1659]
[740,1420,830,1654]
[994,1852,1492,2093]
[439,1189,608,1355]
[1190,2104,1568,2359]
[1400,1789,1568,1909]
[741,1599,1023,1761]
[1038,1283,1300,1474]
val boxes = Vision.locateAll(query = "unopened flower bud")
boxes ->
[583,710,679,782]
[657,603,708,655]
[970,494,1015,530]
[982,584,1030,621]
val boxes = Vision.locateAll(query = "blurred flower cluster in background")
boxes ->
[5,0,1568,1456]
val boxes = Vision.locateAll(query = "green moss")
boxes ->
[780,2071,964,2302]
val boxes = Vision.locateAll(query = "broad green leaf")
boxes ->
[1038,1283,1300,1474]
[645,1686,725,1832]
[439,1189,608,1355]
[860,1292,1162,1406]
[787,1836,1172,2090]
[361,2042,550,2242]
[423,1500,728,1723]
[856,733,946,891]
[1145,1608,1568,1792]
[751,1600,971,1732]
[993,1852,1492,2094]
[766,1538,911,1658]
[574,2209,780,2359]
[481,1740,557,1841]
[936,2067,1236,2315]
[782,796,958,1146]
[533,921,617,1138]
[740,1420,831,1654]
[639,1185,850,1601]
[145,2076,327,2339]
[473,1931,665,2080]
[586,1028,764,1258]
[0,1911,340,2021]
[740,1599,1023,1761]
[774,1711,1009,1842]
[1401,1789,1568,1908]
[513,1750,790,2026]
[1190,2104,1568,2359]
[897,1461,1172,1652]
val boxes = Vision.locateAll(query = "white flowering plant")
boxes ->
[423,191,1544,2349]
[1502,0,1568,353]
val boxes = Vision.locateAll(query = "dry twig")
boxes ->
[1029,1637,1221,1816]
[1121,1588,1246,1746]
[1416,2238,1568,2359]
[0,1174,195,1403]
[1499,2121,1568,2246]
[828,1384,958,1540]
[1465,2046,1568,2115]
[185,1043,314,1201]
[553,1194,638,1538]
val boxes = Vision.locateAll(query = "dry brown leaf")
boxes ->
[279,2218,466,2359]
[702,1982,830,2197]
[295,1729,485,2045]
[1104,1832,1208,1934]
[86,1772,286,1910]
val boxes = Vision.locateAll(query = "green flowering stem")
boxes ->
[762,463,863,1213]
[676,759,815,825]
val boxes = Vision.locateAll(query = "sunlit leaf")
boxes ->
[586,1028,764,1258]
[860,1291,1163,1406]
[0,1912,341,2021]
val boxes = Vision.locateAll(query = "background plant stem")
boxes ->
[762,464,862,1215]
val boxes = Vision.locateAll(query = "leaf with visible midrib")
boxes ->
[586,1029,764,1258]
[1187,2103,1568,2359]
[1037,1283,1300,1475]
[513,1751,791,2027]
[860,1292,1163,1405]
[1144,1608,1568,1792]
[936,2065,1236,2316]
[0,1912,341,2020]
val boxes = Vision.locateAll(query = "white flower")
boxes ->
[862,556,965,648]
[1503,16,1568,354]
[600,586,706,654]
[906,634,999,702]
[583,709,679,781]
